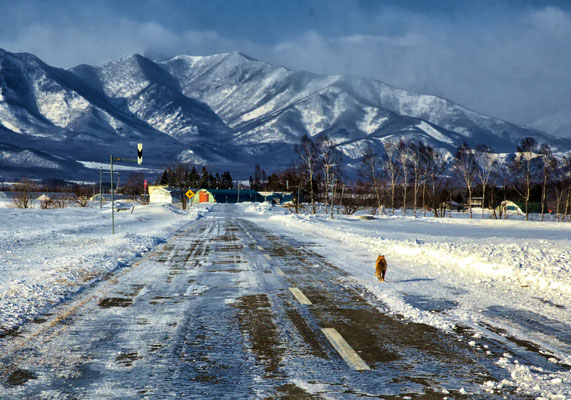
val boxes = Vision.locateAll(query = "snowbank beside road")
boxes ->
[243,206,571,400]
[0,203,202,335]
[242,206,570,350]
[264,211,571,301]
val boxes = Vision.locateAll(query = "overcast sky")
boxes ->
[1,0,570,135]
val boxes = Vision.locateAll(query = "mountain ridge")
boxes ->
[0,48,569,181]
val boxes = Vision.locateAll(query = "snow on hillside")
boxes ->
[2,47,571,180]
[0,149,62,169]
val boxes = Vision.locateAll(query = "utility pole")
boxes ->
[109,143,143,234]
[99,167,103,209]
[110,155,115,235]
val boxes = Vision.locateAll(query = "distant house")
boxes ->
[259,191,294,205]
[189,189,265,204]
[470,197,483,207]
[36,194,52,202]
[148,185,182,204]
[444,200,463,211]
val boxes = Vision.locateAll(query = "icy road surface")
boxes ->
[0,204,569,399]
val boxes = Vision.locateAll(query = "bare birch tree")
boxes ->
[295,135,318,214]
[359,143,383,214]
[453,142,476,218]
[397,140,410,215]
[538,143,557,221]
[408,141,425,217]
[510,137,539,221]
[316,134,342,215]
[424,145,448,217]
[382,140,400,215]
[474,144,498,219]
[559,155,571,222]
[12,180,37,208]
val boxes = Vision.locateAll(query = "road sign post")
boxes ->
[185,189,195,213]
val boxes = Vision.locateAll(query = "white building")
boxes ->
[148,186,181,204]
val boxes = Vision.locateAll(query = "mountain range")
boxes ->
[1,48,569,181]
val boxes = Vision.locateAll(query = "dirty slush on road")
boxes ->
[0,207,535,398]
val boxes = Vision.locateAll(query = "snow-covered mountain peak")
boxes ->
[1,47,570,181]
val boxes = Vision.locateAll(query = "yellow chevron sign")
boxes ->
[185,190,195,199]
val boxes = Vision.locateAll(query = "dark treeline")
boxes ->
[157,164,233,210]
[158,165,233,189]
[7,136,569,221]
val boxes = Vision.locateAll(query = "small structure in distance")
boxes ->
[148,185,183,204]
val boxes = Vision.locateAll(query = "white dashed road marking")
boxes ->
[288,287,312,305]
[321,328,370,371]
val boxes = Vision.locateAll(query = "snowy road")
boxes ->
[0,205,568,398]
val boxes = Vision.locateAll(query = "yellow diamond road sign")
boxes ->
[185,189,195,199]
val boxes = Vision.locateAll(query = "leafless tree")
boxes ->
[538,143,557,221]
[558,155,571,222]
[397,140,410,215]
[340,184,363,215]
[12,180,37,208]
[408,141,428,217]
[39,197,53,209]
[295,135,318,214]
[159,163,206,210]
[498,164,510,220]
[316,134,342,215]
[408,142,419,216]
[52,194,68,209]
[424,145,448,217]
[510,137,539,221]
[71,185,92,207]
[122,172,146,198]
[382,140,400,215]
[453,142,477,218]
[474,144,498,219]
[359,143,383,214]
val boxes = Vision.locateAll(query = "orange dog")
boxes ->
[375,255,387,282]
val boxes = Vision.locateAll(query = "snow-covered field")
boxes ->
[1,200,569,398]
[0,200,207,334]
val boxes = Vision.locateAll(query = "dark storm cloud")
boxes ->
[0,1,570,135]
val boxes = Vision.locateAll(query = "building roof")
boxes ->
[192,188,260,196]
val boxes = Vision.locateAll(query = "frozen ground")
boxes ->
[242,203,571,399]
[0,200,207,334]
[0,200,569,399]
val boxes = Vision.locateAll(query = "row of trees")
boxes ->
[8,180,99,208]
[7,136,569,221]
[157,165,233,209]
[454,138,571,221]
[289,133,571,221]
[158,165,233,189]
